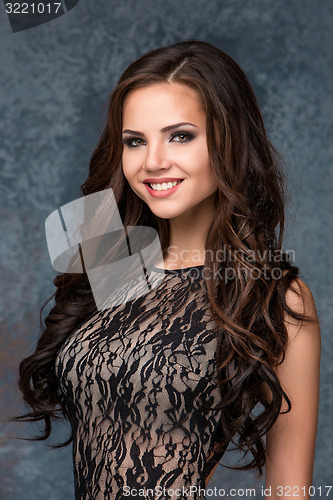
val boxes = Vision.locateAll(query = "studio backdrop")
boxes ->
[0,1,332,499]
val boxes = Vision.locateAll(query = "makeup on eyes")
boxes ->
[121,131,196,148]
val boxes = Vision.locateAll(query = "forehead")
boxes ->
[122,82,205,125]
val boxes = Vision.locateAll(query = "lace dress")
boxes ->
[55,265,227,499]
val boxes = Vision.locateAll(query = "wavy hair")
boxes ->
[11,40,313,477]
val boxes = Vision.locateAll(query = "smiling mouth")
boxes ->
[146,180,183,191]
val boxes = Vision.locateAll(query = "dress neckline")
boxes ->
[150,264,205,275]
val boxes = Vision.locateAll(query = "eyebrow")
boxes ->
[122,122,198,137]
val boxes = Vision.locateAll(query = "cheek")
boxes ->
[122,156,143,197]
[121,152,133,182]
[197,159,218,192]
[191,149,212,178]
[190,140,210,166]
[122,150,142,179]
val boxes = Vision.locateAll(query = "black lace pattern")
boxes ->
[55,265,226,499]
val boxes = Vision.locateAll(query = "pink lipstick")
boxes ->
[143,178,184,198]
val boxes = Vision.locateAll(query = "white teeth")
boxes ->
[150,180,182,191]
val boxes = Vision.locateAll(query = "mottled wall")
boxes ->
[0,1,332,498]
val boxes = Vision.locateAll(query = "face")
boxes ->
[121,82,219,221]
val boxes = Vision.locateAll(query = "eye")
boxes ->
[170,132,194,143]
[121,137,146,148]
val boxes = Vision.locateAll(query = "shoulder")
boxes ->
[282,272,320,343]
[274,274,321,408]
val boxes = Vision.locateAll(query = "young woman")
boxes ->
[13,40,321,499]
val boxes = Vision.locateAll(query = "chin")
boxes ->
[148,209,182,220]
[150,212,176,220]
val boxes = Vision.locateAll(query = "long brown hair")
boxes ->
[11,40,313,476]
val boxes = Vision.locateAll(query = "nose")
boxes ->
[143,141,172,171]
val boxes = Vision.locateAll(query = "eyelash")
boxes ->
[121,132,194,148]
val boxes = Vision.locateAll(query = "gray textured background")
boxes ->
[0,1,332,499]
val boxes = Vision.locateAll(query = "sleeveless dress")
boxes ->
[54,264,227,500]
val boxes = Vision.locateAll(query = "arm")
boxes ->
[263,277,321,499]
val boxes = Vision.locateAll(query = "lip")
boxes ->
[143,179,184,198]
[143,177,184,183]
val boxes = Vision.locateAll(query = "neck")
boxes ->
[163,195,216,269]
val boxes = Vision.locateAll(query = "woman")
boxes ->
[13,40,321,499]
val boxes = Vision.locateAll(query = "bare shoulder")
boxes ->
[275,273,321,408]
[262,273,321,408]
[282,272,320,343]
